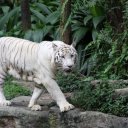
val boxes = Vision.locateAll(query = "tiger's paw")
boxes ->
[59,102,75,112]
[0,100,11,106]
[28,104,42,111]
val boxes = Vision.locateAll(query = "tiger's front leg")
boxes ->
[28,87,43,111]
[43,77,74,112]
[0,74,11,106]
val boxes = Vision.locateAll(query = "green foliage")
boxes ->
[83,22,128,78]
[3,77,31,100]
[76,1,128,78]
[77,44,97,75]
[0,6,22,37]
[72,81,128,117]
[56,72,84,92]
[0,0,61,41]
[72,0,106,74]
[57,73,128,116]
[72,0,105,43]
[26,1,61,42]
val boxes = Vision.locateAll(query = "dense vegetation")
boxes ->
[57,73,128,117]
[1,0,128,116]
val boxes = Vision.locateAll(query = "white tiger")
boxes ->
[0,37,77,112]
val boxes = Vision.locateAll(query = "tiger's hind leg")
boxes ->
[0,72,11,106]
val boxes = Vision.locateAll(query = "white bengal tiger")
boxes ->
[0,37,77,112]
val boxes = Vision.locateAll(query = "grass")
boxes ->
[3,76,31,100]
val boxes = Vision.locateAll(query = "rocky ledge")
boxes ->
[0,95,128,128]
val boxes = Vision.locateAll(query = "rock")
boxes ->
[60,110,128,128]
[0,96,128,128]
[91,80,128,85]
[115,87,128,96]
[12,95,55,107]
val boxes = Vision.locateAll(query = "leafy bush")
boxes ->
[0,6,22,37]
[0,0,61,41]
[56,72,84,92]
[56,72,128,116]
[72,0,105,43]
[72,81,128,117]
[72,0,128,78]
[81,0,128,78]
[71,0,106,74]
[83,21,128,79]
[25,0,61,42]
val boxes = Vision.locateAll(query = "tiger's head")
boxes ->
[53,43,77,73]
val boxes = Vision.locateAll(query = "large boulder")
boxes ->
[0,95,128,128]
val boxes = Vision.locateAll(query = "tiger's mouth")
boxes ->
[64,68,72,73]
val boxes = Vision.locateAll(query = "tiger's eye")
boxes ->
[61,55,65,58]
[71,54,74,58]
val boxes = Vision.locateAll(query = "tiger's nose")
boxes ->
[67,65,73,68]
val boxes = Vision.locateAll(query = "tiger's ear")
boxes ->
[71,41,76,48]
[52,43,58,51]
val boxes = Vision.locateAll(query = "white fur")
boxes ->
[0,37,76,112]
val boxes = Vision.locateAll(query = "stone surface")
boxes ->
[0,96,128,128]
[60,110,128,128]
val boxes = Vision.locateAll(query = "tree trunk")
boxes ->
[60,0,72,45]
[107,0,123,32]
[21,0,31,31]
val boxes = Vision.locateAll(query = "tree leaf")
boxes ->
[24,29,44,42]
[84,15,92,26]
[2,6,10,14]
[92,29,98,41]
[73,27,88,43]
[104,63,113,73]
[35,3,51,14]
[42,25,53,37]
[0,7,20,29]
[72,24,82,31]
[30,8,46,23]
[46,10,60,24]
[89,5,104,17]
[24,30,33,41]
[93,16,105,29]
[33,29,44,42]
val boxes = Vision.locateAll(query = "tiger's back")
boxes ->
[0,37,39,75]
